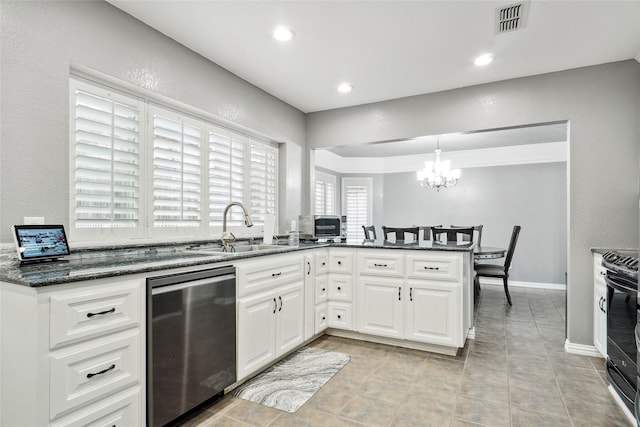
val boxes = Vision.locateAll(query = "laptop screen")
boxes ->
[12,224,70,262]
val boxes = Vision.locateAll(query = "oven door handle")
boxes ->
[636,324,640,350]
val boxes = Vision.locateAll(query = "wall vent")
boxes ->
[496,1,530,33]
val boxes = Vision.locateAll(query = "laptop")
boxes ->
[12,224,71,264]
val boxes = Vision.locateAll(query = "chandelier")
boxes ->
[416,138,461,191]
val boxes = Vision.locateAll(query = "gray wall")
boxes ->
[0,1,306,240]
[307,60,640,346]
[382,163,567,284]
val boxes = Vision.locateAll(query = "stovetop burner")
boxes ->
[602,250,638,280]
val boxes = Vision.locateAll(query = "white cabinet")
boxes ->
[327,248,355,330]
[303,254,315,341]
[356,249,464,349]
[0,278,144,427]
[405,280,462,346]
[593,253,607,357]
[236,254,304,380]
[357,277,404,339]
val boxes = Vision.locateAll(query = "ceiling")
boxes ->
[108,1,640,114]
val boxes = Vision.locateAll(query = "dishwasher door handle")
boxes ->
[151,273,235,295]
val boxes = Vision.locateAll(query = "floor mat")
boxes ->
[233,346,351,412]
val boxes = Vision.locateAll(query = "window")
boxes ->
[151,106,203,230]
[315,171,337,215]
[70,79,144,240]
[342,177,373,241]
[69,76,278,242]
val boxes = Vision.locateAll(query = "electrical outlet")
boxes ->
[24,216,45,225]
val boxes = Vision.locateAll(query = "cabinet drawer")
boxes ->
[237,254,303,296]
[314,303,328,334]
[50,386,140,427]
[50,329,140,419]
[329,250,353,273]
[50,281,142,349]
[405,254,461,282]
[357,250,404,277]
[328,275,353,301]
[315,276,329,304]
[315,251,329,275]
[327,302,353,330]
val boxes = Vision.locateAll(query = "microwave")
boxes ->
[299,215,344,240]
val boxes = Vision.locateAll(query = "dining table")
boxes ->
[474,245,506,260]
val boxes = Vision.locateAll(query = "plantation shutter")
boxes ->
[342,177,372,241]
[71,80,141,231]
[249,143,277,226]
[208,127,245,226]
[151,106,203,228]
[315,171,337,215]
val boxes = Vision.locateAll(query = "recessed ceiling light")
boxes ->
[337,82,353,93]
[474,54,495,66]
[273,26,295,42]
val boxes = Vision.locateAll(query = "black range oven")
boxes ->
[602,250,639,415]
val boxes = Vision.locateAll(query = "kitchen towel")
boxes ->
[232,347,351,412]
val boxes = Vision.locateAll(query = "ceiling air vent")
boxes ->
[496,1,530,33]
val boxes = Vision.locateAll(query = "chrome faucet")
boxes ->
[221,202,253,251]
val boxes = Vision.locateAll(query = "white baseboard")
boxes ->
[564,339,603,357]
[479,278,565,290]
[608,385,637,426]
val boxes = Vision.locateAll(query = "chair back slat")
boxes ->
[382,226,419,241]
[451,225,483,246]
[432,226,474,243]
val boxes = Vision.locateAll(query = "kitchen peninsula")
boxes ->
[0,239,474,426]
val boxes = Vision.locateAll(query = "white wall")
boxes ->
[307,60,640,347]
[0,1,306,242]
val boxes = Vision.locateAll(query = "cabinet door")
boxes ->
[304,255,314,341]
[405,280,462,347]
[275,282,305,357]
[357,277,404,339]
[315,250,329,275]
[315,275,329,304]
[328,274,352,301]
[237,290,277,380]
[329,249,353,274]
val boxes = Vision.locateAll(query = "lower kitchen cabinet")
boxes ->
[593,252,607,357]
[405,280,462,347]
[237,281,304,380]
[357,277,404,339]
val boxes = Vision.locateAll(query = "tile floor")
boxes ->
[179,285,632,426]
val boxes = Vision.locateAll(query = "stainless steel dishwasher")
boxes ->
[147,265,236,427]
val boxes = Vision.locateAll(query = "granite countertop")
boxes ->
[0,238,474,288]
[590,247,638,255]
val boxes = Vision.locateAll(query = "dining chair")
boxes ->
[381,226,419,241]
[417,225,438,241]
[431,226,474,243]
[362,225,377,240]
[450,225,483,247]
[474,225,521,306]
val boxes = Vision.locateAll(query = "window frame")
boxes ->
[314,170,338,216]
[69,76,278,244]
[341,177,373,241]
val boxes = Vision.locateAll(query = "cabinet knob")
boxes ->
[322,262,326,266]
[337,314,342,319]
[322,287,326,291]
[337,286,341,291]
[322,316,326,320]
[338,261,342,265]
